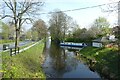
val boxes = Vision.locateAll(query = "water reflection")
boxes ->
[42,39,100,78]
[60,46,82,51]
[49,42,66,71]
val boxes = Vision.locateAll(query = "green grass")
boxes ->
[0,40,14,44]
[79,46,119,78]
[1,41,46,78]
[0,40,26,44]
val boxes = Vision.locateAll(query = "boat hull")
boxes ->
[60,42,87,47]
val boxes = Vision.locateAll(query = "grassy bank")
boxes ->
[78,46,119,79]
[1,41,46,78]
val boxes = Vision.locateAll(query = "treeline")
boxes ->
[1,9,119,45]
[48,10,113,43]
[0,21,25,41]
[0,19,48,41]
[66,17,111,43]
[0,21,10,40]
[25,19,48,41]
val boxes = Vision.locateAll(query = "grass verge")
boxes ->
[0,40,25,44]
[78,46,119,79]
[1,41,46,78]
[0,40,14,44]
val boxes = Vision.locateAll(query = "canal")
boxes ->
[42,39,101,78]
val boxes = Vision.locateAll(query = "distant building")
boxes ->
[92,35,117,47]
[112,26,120,39]
[92,38,103,47]
[109,35,116,41]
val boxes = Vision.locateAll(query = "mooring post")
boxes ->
[89,59,92,64]
[76,51,79,56]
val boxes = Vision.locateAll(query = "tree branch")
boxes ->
[3,0,14,12]
[8,0,14,12]
[21,18,33,25]
[1,15,14,19]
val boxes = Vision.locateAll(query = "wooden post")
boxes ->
[10,48,12,56]
[18,47,19,53]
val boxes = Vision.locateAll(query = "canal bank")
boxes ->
[42,39,101,78]
[1,40,46,78]
[77,46,119,79]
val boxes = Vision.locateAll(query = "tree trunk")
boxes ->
[14,1,18,54]
[15,28,18,54]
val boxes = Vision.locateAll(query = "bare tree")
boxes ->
[0,0,44,54]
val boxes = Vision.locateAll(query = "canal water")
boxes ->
[42,39,101,78]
